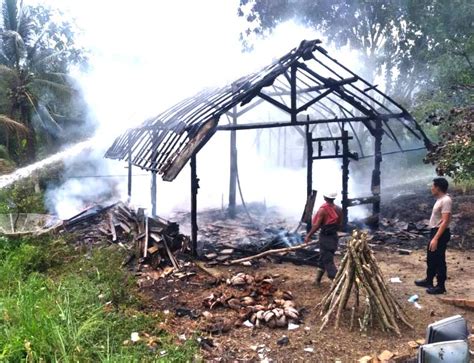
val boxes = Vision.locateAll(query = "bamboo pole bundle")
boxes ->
[317,230,413,336]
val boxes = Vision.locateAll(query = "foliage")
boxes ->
[424,107,474,183]
[238,0,474,100]
[0,177,46,214]
[0,0,90,163]
[0,236,198,362]
[239,0,474,183]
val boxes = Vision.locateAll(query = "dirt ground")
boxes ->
[137,248,474,362]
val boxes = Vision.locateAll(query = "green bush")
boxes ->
[424,107,474,183]
[0,179,46,214]
[0,237,198,362]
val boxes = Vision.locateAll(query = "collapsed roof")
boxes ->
[105,39,431,181]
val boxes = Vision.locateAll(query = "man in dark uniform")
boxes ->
[304,191,343,286]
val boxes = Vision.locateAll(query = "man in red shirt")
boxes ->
[304,191,343,286]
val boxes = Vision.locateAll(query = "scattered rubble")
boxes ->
[201,272,301,330]
[366,217,431,249]
[62,202,189,272]
[174,205,322,266]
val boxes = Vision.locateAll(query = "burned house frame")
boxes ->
[105,39,432,255]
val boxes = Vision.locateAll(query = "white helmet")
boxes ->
[323,191,338,200]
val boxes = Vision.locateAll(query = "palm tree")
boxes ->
[0,0,83,163]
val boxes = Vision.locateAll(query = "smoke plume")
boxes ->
[28,0,395,221]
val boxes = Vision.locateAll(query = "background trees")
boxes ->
[0,0,89,165]
[239,0,473,183]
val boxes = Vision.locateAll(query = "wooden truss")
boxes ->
[105,39,432,254]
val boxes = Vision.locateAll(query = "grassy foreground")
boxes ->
[0,236,197,362]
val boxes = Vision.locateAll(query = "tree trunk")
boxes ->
[21,106,36,163]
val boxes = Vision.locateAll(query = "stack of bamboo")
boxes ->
[318,230,413,336]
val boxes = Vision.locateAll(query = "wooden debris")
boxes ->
[229,241,318,264]
[378,350,394,361]
[150,233,162,243]
[219,248,234,255]
[118,222,131,233]
[62,202,186,271]
[357,356,373,363]
[108,212,117,241]
[144,217,149,258]
[147,245,159,255]
[415,338,425,345]
[396,248,411,255]
[194,260,222,280]
[439,297,474,310]
[162,236,179,270]
[318,230,413,336]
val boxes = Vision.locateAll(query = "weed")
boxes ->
[0,237,198,362]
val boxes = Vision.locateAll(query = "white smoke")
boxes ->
[27,0,374,220]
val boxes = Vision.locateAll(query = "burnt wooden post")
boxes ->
[190,154,199,256]
[228,109,238,218]
[290,64,297,123]
[305,121,313,232]
[341,129,350,231]
[371,119,383,227]
[151,171,157,216]
[127,134,132,199]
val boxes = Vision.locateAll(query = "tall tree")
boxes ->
[238,0,473,102]
[239,0,474,182]
[0,0,87,163]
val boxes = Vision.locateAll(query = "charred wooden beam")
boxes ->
[312,153,358,161]
[228,105,238,218]
[371,120,383,228]
[341,129,350,231]
[312,136,354,142]
[305,122,313,232]
[313,50,432,147]
[265,76,358,96]
[257,91,292,114]
[151,171,157,217]
[296,88,334,113]
[290,64,297,123]
[190,154,199,256]
[216,115,403,132]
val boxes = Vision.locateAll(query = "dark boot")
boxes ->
[315,268,324,286]
[415,278,434,288]
[427,282,446,295]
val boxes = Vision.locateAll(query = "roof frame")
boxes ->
[105,39,432,181]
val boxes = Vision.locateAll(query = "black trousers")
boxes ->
[317,232,338,279]
[426,228,450,286]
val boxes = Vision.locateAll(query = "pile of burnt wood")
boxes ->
[358,217,432,250]
[62,202,189,269]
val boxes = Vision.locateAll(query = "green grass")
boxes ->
[0,236,198,362]
[454,178,474,194]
